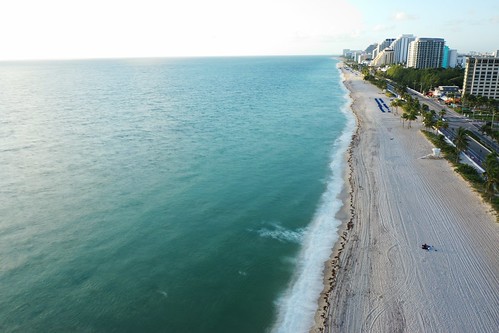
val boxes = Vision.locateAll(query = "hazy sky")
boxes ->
[1,0,498,60]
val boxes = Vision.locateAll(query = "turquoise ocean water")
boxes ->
[0,56,353,332]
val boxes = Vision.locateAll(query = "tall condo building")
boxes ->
[372,38,395,61]
[364,43,378,59]
[406,38,445,69]
[463,56,499,99]
[389,34,416,64]
[442,47,458,68]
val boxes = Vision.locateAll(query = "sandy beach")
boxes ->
[313,63,499,332]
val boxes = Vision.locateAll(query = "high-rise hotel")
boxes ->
[407,38,445,69]
[390,34,416,64]
[463,56,499,99]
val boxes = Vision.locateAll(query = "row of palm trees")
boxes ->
[462,93,497,112]
[461,93,499,129]
[452,128,498,200]
[421,108,448,134]
[392,95,467,159]
[363,68,499,202]
[390,95,498,198]
[454,130,499,200]
[484,153,499,199]
[390,94,450,131]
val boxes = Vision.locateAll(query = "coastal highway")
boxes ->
[406,87,498,168]
[346,69,497,167]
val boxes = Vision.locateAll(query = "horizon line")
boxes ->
[0,53,341,63]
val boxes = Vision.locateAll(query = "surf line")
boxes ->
[271,70,356,333]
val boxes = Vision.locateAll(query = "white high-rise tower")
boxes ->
[389,34,416,64]
[407,38,445,69]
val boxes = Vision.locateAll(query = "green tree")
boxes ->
[422,111,436,131]
[480,123,491,135]
[401,112,408,128]
[435,119,449,134]
[406,110,418,128]
[486,98,498,128]
[476,95,488,110]
[453,127,469,163]
[483,153,499,199]
[384,66,464,92]
[395,84,406,98]
[390,99,402,115]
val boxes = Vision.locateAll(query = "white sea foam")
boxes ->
[256,223,306,244]
[271,66,355,333]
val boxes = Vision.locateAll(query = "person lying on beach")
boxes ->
[421,243,430,250]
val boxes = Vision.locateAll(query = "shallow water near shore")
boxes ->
[0,56,352,332]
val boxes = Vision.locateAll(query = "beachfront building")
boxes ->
[407,38,445,69]
[354,43,378,63]
[357,53,371,64]
[343,49,358,59]
[442,46,458,68]
[463,56,499,99]
[343,49,364,61]
[457,54,466,68]
[364,43,378,59]
[372,38,395,60]
[371,48,394,67]
[389,34,416,64]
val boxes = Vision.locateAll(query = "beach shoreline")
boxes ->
[312,62,499,332]
[311,63,358,332]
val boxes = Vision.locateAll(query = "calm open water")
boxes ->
[0,56,353,332]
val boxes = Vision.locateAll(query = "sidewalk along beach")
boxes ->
[313,63,499,332]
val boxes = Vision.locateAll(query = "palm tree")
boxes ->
[441,120,449,132]
[486,98,497,129]
[406,110,418,128]
[462,93,476,117]
[401,113,408,128]
[435,119,449,135]
[408,98,421,117]
[477,95,488,111]
[491,108,496,129]
[453,127,469,163]
[395,84,406,98]
[422,111,435,131]
[435,119,444,134]
[439,109,446,119]
[483,153,499,199]
[390,99,401,115]
[480,123,491,135]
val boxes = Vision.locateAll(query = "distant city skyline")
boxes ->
[1,0,498,61]
[345,0,499,55]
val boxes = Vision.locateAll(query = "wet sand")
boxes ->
[312,63,499,332]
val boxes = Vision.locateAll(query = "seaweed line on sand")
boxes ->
[311,83,361,333]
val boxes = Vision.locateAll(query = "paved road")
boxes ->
[405,88,498,168]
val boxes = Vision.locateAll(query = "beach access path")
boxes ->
[315,65,499,333]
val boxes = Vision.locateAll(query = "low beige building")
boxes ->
[371,48,394,67]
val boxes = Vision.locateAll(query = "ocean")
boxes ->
[0,56,354,332]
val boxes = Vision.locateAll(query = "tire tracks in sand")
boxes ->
[316,67,499,333]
